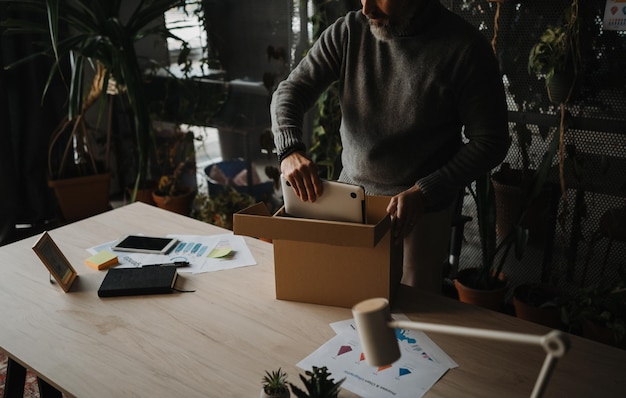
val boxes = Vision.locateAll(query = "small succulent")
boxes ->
[262,368,289,396]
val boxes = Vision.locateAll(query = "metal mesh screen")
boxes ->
[444,0,626,294]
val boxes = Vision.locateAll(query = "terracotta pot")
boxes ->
[582,319,626,350]
[491,169,549,245]
[48,172,111,221]
[512,283,562,329]
[127,180,158,205]
[152,188,196,215]
[454,268,508,312]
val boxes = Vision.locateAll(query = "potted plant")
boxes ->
[512,282,564,329]
[527,0,580,206]
[490,125,553,243]
[454,173,510,311]
[509,163,569,327]
[45,63,114,221]
[528,26,576,105]
[527,0,580,106]
[455,129,561,311]
[289,366,344,398]
[261,368,290,398]
[152,128,197,215]
[191,188,256,230]
[2,0,191,207]
[562,267,626,349]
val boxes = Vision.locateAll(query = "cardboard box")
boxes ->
[233,195,403,308]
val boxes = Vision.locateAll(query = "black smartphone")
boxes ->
[111,235,178,254]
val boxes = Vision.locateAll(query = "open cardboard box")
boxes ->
[233,195,403,308]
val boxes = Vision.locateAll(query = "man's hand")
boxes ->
[281,151,324,202]
[386,185,426,243]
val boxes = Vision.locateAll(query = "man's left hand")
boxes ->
[386,185,426,244]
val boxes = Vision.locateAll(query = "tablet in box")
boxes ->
[280,175,365,224]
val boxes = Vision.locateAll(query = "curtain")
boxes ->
[0,6,66,245]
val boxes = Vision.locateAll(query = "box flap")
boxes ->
[233,197,391,248]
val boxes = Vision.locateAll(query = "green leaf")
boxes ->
[68,52,84,119]
[45,0,60,61]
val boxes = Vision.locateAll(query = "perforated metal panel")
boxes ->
[445,0,626,294]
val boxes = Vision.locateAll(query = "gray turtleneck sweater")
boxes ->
[270,0,509,211]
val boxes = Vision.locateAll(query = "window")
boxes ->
[164,0,209,77]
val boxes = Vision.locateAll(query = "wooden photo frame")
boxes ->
[32,231,78,293]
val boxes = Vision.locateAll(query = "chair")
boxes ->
[582,204,626,284]
[443,189,473,281]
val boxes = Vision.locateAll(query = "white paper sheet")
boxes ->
[88,233,256,274]
[298,315,457,398]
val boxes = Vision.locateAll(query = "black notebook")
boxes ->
[98,266,178,298]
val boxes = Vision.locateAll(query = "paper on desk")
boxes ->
[297,315,457,398]
[330,315,458,370]
[88,233,256,274]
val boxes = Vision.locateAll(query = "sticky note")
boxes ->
[85,250,119,270]
[208,247,233,258]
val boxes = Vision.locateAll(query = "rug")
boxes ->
[0,351,43,398]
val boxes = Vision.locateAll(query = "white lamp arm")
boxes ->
[352,298,570,398]
[387,321,569,398]
[389,320,568,353]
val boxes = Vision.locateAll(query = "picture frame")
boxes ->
[32,231,78,293]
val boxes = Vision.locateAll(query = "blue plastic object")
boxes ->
[204,159,273,202]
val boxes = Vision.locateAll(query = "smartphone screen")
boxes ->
[111,235,178,254]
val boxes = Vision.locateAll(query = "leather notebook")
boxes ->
[98,266,178,298]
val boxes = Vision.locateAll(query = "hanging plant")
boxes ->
[527,0,581,206]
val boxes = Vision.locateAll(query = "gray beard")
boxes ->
[368,20,394,41]
[367,5,417,41]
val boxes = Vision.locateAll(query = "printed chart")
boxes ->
[298,316,457,398]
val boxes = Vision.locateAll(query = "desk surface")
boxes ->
[1,202,625,398]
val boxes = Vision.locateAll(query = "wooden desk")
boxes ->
[1,203,625,397]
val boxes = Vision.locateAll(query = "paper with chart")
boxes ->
[297,314,457,398]
[88,233,256,273]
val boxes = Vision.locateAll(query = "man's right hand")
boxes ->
[280,151,324,202]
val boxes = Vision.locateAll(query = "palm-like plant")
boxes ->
[2,0,187,199]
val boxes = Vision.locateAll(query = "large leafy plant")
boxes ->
[469,131,559,290]
[562,266,626,344]
[289,366,344,398]
[2,0,187,198]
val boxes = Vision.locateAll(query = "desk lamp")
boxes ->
[352,298,569,398]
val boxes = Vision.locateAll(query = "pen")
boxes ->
[142,261,190,268]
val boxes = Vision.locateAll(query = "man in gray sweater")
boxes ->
[271,0,509,293]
